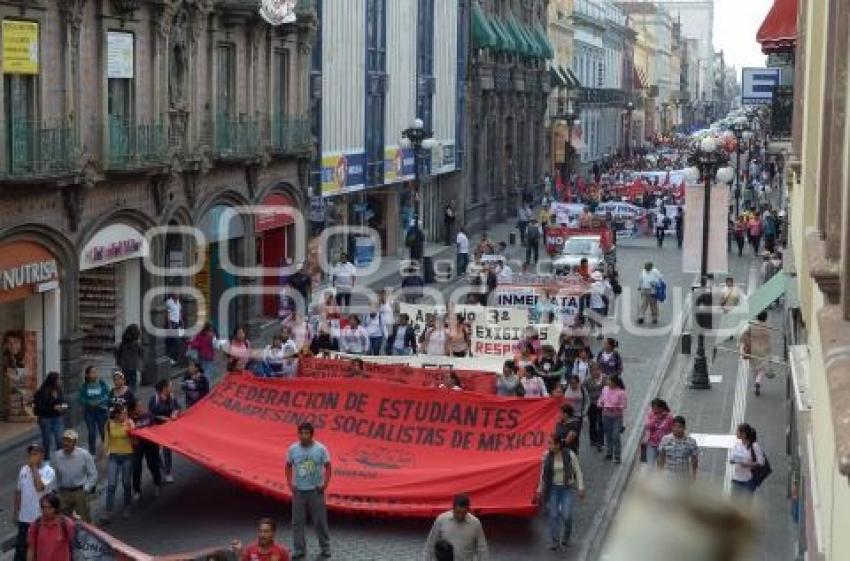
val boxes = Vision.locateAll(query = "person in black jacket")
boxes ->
[181,360,210,408]
[406,221,425,262]
[115,324,143,391]
[128,399,162,500]
[33,372,67,460]
[148,380,181,483]
[386,314,417,356]
[288,264,312,314]
[536,434,586,551]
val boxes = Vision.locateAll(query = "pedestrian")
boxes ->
[26,494,75,561]
[729,423,767,495]
[13,443,55,561]
[32,372,67,460]
[401,262,425,304]
[734,216,747,257]
[554,403,583,454]
[101,404,135,523]
[187,322,218,379]
[588,271,609,339]
[363,305,385,356]
[598,375,627,463]
[456,227,470,280]
[225,326,252,371]
[406,220,426,262]
[763,212,777,254]
[339,315,369,355]
[525,218,542,265]
[332,253,356,310]
[181,360,210,407]
[420,315,449,356]
[77,365,110,455]
[115,324,143,391]
[657,416,700,480]
[642,399,674,469]
[387,313,417,356]
[536,434,585,551]
[232,518,291,561]
[536,345,567,393]
[108,371,136,411]
[747,212,763,254]
[444,201,456,246]
[288,263,312,314]
[128,400,162,501]
[262,335,288,377]
[655,208,667,248]
[52,429,97,522]
[675,206,684,249]
[720,276,742,313]
[596,338,624,378]
[637,262,662,325]
[518,203,532,245]
[496,361,524,397]
[291,313,312,352]
[164,294,182,365]
[740,311,772,396]
[562,376,589,425]
[583,366,606,451]
[149,379,181,483]
[285,422,332,559]
[423,494,489,561]
[520,365,549,398]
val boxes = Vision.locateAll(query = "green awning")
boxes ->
[521,21,543,58]
[472,3,498,50]
[719,272,788,332]
[534,21,555,59]
[506,13,532,57]
[489,17,516,54]
[550,64,568,87]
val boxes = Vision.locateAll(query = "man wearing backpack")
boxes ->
[27,493,75,561]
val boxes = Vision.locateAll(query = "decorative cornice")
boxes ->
[805,228,841,304]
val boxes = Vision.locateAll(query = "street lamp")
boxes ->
[624,101,634,159]
[400,118,436,224]
[729,116,751,216]
[685,136,733,390]
[556,99,580,200]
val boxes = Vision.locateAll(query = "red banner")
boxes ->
[297,357,496,394]
[544,226,614,255]
[136,375,559,517]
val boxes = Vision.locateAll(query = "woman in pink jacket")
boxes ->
[598,375,628,463]
[642,398,673,468]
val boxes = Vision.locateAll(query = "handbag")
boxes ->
[751,446,773,488]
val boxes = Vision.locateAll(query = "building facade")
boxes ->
[468,0,554,230]
[0,0,314,425]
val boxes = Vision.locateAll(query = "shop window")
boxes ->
[216,44,236,118]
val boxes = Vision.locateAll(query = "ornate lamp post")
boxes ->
[730,116,751,217]
[684,138,734,390]
[556,99,580,200]
[400,118,437,224]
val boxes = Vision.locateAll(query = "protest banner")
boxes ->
[344,352,507,373]
[73,520,154,560]
[297,356,496,394]
[398,303,529,338]
[492,282,586,324]
[136,376,560,517]
[469,323,561,358]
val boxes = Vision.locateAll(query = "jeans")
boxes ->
[13,522,29,561]
[83,407,107,454]
[645,444,659,468]
[292,489,331,556]
[456,253,469,279]
[335,290,351,309]
[38,416,63,459]
[736,236,746,257]
[586,404,604,447]
[200,360,215,378]
[546,485,576,543]
[526,241,539,265]
[601,415,624,458]
[369,336,384,356]
[391,347,413,356]
[731,479,756,495]
[518,220,528,244]
[133,443,163,493]
[106,453,133,513]
[166,321,181,361]
[751,234,762,254]
[161,448,173,474]
[656,228,665,248]
[123,369,138,392]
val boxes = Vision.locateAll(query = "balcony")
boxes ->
[0,119,76,180]
[770,85,793,139]
[105,118,168,171]
[215,114,261,161]
[577,87,629,105]
[270,115,311,156]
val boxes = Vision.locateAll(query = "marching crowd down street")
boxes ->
[0,1,813,561]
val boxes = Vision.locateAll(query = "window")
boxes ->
[417,0,435,130]
[216,44,236,118]
[273,49,291,117]
[4,74,36,171]
[365,0,386,186]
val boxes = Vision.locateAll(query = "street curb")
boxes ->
[578,298,693,561]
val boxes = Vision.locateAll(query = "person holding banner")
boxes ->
[536,433,585,551]
[339,315,369,356]
[231,518,291,561]
[420,316,449,356]
[387,313,417,356]
[363,305,385,356]
[285,422,332,559]
[520,366,549,398]
[446,315,471,358]
[496,361,524,397]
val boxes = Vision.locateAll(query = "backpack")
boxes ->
[751,446,772,488]
[654,278,667,303]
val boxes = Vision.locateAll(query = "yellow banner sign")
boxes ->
[3,20,39,75]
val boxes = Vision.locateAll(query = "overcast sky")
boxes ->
[713,0,773,72]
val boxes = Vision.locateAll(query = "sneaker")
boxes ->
[132,492,141,503]
[320,552,332,558]
[637,318,645,325]
[652,319,658,325]
[164,474,174,483]
[754,384,761,396]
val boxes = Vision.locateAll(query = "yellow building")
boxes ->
[547,0,579,180]
[774,0,850,559]
[629,9,658,140]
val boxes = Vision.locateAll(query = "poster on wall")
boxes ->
[430,142,456,175]
[106,31,134,79]
[2,20,38,75]
[383,146,416,183]
[320,152,366,197]
[1,330,38,422]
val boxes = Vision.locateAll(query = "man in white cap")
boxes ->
[52,429,97,522]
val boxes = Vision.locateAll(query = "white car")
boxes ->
[553,235,605,273]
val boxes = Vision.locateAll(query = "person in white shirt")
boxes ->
[13,443,55,561]
[332,253,356,310]
[164,294,182,364]
[278,329,300,378]
[497,260,513,283]
[262,335,287,377]
[456,228,470,280]
[588,271,609,339]
[363,306,385,356]
[378,290,395,340]
[339,315,369,355]
[729,423,766,495]
[637,262,662,325]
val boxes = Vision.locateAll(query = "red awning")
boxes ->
[756,0,798,54]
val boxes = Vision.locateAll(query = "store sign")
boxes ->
[309,196,326,223]
[383,147,416,184]
[320,152,366,197]
[0,241,59,303]
[256,193,295,232]
[80,224,148,271]
[2,20,39,75]
[107,31,134,79]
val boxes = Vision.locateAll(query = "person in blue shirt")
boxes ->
[285,422,332,559]
[77,366,109,455]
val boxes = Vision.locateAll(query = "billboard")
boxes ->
[742,67,781,105]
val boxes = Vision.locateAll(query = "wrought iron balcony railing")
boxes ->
[215,113,261,160]
[0,118,76,179]
[270,115,311,156]
[105,117,167,171]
